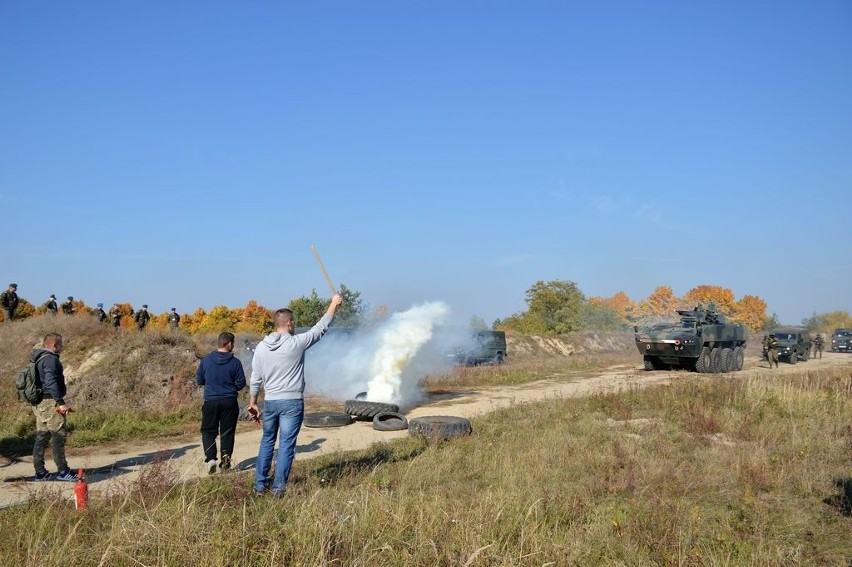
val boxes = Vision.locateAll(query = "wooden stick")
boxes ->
[310,244,338,296]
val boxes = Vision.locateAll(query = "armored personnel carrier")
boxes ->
[634,308,747,373]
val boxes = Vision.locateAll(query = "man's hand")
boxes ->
[56,405,73,415]
[247,403,261,426]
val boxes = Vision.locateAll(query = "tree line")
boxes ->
[493,281,849,335]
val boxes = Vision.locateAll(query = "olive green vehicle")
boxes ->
[634,308,747,373]
[763,327,811,364]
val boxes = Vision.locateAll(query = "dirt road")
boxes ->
[2,351,849,509]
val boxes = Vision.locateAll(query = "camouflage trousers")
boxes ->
[31,399,69,474]
[3,308,13,324]
[767,350,779,368]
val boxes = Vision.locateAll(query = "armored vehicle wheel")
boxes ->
[709,347,722,373]
[372,411,409,431]
[720,348,734,373]
[789,352,798,365]
[408,416,472,439]
[345,400,400,420]
[733,346,744,371]
[643,356,659,371]
[695,347,711,373]
[493,353,504,365]
[803,349,809,361]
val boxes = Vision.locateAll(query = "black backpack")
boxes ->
[16,352,48,405]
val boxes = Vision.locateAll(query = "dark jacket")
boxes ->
[32,348,66,406]
[196,351,246,401]
[1,290,18,310]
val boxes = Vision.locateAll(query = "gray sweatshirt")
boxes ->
[250,313,332,400]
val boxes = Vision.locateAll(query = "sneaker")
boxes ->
[206,459,218,475]
[55,469,79,482]
[219,454,231,470]
[34,471,54,481]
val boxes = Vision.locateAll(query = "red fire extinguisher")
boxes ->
[74,468,88,510]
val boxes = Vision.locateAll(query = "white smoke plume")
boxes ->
[303,301,454,409]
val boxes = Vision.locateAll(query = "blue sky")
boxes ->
[1,1,850,327]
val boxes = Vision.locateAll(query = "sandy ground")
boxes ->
[2,350,849,509]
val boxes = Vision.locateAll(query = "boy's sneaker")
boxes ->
[34,471,54,481]
[219,454,231,471]
[55,469,78,482]
[205,459,218,475]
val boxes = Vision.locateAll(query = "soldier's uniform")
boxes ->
[135,305,150,330]
[45,294,58,315]
[61,296,75,315]
[93,303,107,323]
[109,305,122,329]
[1,283,19,325]
[168,308,180,330]
[813,334,824,359]
[766,335,780,368]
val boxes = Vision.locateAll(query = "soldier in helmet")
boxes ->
[93,303,108,323]
[45,294,58,315]
[61,296,75,315]
[766,334,780,369]
[135,304,150,330]
[168,307,181,330]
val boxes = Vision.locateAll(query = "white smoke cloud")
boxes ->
[304,301,457,409]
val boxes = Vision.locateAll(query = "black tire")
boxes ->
[372,411,409,431]
[303,411,353,428]
[695,346,711,373]
[408,416,472,440]
[643,356,658,371]
[720,347,733,373]
[789,352,798,365]
[733,346,744,371]
[345,400,400,420]
[709,347,722,373]
[803,349,809,362]
[493,353,505,365]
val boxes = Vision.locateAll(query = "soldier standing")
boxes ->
[168,307,181,330]
[61,296,75,315]
[135,304,151,330]
[1,283,19,324]
[813,334,824,359]
[45,294,58,315]
[93,303,108,323]
[766,334,780,369]
[109,304,122,329]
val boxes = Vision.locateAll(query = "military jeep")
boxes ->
[766,327,811,364]
[634,308,747,373]
[445,330,507,366]
[831,328,852,353]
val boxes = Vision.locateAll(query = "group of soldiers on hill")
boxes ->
[761,332,825,368]
[0,282,181,331]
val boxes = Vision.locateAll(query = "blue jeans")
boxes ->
[254,399,304,495]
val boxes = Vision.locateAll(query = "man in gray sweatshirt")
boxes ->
[248,294,343,496]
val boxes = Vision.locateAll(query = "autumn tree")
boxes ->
[633,286,680,320]
[234,300,273,334]
[194,306,240,334]
[683,285,735,314]
[802,310,852,333]
[731,294,767,331]
[589,291,634,326]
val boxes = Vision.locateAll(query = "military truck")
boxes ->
[634,308,747,373]
[765,327,811,364]
[445,330,507,366]
[830,328,852,353]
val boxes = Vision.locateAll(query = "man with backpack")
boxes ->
[1,283,19,324]
[30,333,78,481]
[168,307,181,330]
